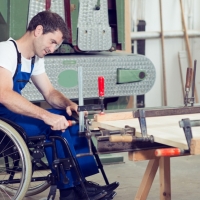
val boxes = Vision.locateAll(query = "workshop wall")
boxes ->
[131,0,200,107]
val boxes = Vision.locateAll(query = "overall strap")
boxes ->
[10,40,21,64]
[10,40,21,80]
[30,56,35,73]
[31,56,35,65]
[10,40,35,76]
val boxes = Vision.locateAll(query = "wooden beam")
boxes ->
[159,157,171,200]
[159,0,167,106]
[124,0,131,53]
[190,138,200,155]
[128,150,157,161]
[124,0,134,109]
[94,111,133,122]
[134,158,160,200]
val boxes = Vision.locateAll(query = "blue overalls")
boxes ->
[0,40,99,189]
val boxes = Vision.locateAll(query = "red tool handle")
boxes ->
[68,120,77,127]
[155,148,183,157]
[98,76,105,97]
[185,67,193,89]
[45,0,51,10]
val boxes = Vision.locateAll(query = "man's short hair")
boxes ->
[27,11,69,40]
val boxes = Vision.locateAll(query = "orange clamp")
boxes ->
[155,148,183,157]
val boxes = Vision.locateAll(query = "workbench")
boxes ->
[92,112,200,200]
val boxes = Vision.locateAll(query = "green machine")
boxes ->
[0,0,156,164]
[0,0,126,52]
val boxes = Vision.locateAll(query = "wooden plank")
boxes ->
[159,157,171,200]
[128,150,157,161]
[124,0,134,109]
[124,0,131,54]
[94,106,200,122]
[159,0,167,106]
[134,158,159,200]
[94,111,133,122]
[92,113,200,149]
[190,138,200,155]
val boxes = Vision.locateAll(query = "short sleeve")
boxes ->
[31,56,45,75]
[0,41,18,76]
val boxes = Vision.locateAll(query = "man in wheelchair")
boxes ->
[0,11,119,200]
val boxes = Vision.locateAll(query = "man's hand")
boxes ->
[66,102,88,117]
[42,112,69,132]
[66,102,78,116]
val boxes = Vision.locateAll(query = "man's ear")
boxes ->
[34,25,43,37]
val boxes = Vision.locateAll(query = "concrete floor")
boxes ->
[23,152,200,200]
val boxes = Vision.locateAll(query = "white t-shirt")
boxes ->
[0,38,45,77]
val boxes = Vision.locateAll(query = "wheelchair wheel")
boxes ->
[25,167,51,196]
[0,120,32,200]
[6,167,51,197]
[4,143,51,197]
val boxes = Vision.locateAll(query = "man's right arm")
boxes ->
[0,67,70,131]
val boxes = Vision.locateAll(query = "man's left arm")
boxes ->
[31,73,78,115]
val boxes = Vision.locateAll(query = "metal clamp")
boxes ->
[179,118,193,150]
[184,60,197,107]
[137,109,154,142]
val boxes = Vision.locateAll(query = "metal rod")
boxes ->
[78,67,84,132]
[179,119,200,128]
[131,30,200,40]
[191,60,197,106]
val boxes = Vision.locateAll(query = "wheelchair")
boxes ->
[0,117,109,200]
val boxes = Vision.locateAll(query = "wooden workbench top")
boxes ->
[92,113,200,149]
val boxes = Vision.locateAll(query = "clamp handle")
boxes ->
[185,67,193,90]
[98,76,105,97]
[45,0,51,10]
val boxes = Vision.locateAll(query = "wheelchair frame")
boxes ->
[0,117,109,200]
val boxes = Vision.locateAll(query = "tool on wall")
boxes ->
[184,60,197,106]
[178,0,194,99]
[180,0,198,103]
[45,0,51,11]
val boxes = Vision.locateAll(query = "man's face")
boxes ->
[33,25,63,58]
